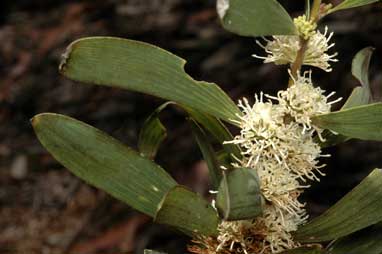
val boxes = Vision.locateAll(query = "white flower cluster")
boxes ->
[276,71,342,136]
[253,26,338,72]
[189,12,341,254]
[209,73,341,254]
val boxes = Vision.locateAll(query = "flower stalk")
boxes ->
[289,0,322,86]
[289,38,308,86]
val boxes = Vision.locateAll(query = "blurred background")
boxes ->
[0,0,382,253]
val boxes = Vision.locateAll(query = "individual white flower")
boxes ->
[254,205,304,253]
[275,71,342,135]
[253,26,338,72]
[255,160,307,214]
[285,134,327,181]
[216,221,254,254]
[303,27,338,72]
[226,93,287,168]
[210,205,306,254]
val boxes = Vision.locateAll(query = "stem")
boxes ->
[288,38,308,86]
[288,0,322,86]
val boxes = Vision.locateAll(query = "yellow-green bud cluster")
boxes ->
[293,15,317,40]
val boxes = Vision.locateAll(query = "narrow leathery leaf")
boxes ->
[155,186,219,236]
[137,101,241,160]
[352,47,374,91]
[330,0,380,13]
[313,103,382,141]
[341,86,371,109]
[217,0,297,37]
[138,102,173,159]
[327,222,382,254]
[316,87,368,147]
[279,246,324,254]
[315,130,349,148]
[339,47,374,110]
[349,46,374,106]
[295,169,382,242]
[186,106,241,160]
[317,47,375,147]
[32,113,177,217]
[60,37,241,123]
[190,120,223,189]
[139,101,241,163]
[216,168,263,220]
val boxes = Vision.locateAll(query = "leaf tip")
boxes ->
[30,113,47,128]
[59,39,78,74]
[30,115,39,127]
[31,113,59,128]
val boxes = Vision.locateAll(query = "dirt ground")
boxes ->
[1,1,382,253]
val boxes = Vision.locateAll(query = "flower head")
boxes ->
[227,93,286,167]
[253,27,338,72]
[276,71,342,135]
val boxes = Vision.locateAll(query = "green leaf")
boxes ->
[315,130,349,148]
[316,88,368,147]
[138,102,173,159]
[139,101,241,168]
[352,46,374,94]
[327,222,382,254]
[295,168,382,242]
[186,106,241,160]
[217,0,297,37]
[330,0,380,13]
[312,103,382,141]
[216,150,233,169]
[216,168,263,220]
[341,87,371,110]
[60,37,241,124]
[32,113,177,217]
[154,186,219,236]
[340,46,374,109]
[279,246,324,254]
[316,47,375,147]
[190,120,223,189]
[138,101,241,161]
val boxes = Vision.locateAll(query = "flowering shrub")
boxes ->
[33,0,382,254]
